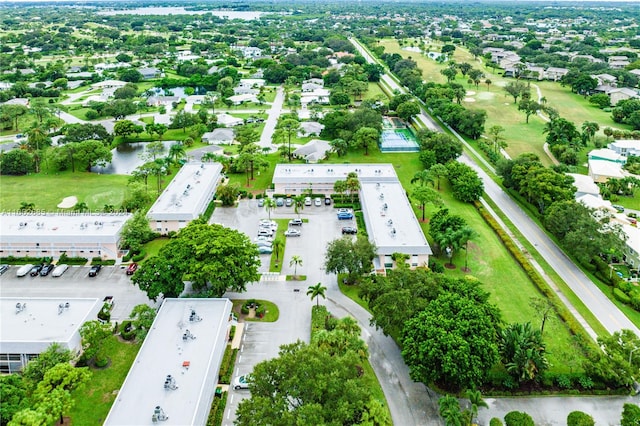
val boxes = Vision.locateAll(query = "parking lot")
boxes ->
[0,264,154,320]
[211,199,356,424]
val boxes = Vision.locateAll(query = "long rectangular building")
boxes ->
[0,213,131,260]
[104,298,233,426]
[147,162,223,235]
[0,297,101,373]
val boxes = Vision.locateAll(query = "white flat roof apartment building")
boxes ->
[272,164,432,271]
[104,298,233,426]
[0,213,131,260]
[147,162,223,235]
[0,297,101,373]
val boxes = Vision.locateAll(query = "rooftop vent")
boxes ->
[387,219,393,226]
[58,302,70,315]
[391,228,396,237]
[379,193,384,200]
[152,406,168,422]
[36,222,44,229]
[164,374,178,390]
[182,329,196,341]
[15,302,26,314]
[19,222,27,228]
[189,309,202,322]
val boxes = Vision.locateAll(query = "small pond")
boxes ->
[92,141,176,175]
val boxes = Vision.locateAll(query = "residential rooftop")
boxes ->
[0,213,131,242]
[360,181,432,256]
[0,297,100,354]
[273,163,399,185]
[104,298,232,426]
[147,162,223,222]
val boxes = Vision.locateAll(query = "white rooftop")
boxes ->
[147,162,223,221]
[567,173,600,196]
[360,181,432,256]
[105,298,232,426]
[273,163,399,185]
[576,194,615,212]
[0,298,100,354]
[588,148,626,162]
[622,224,640,259]
[0,213,131,243]
[589,159,625,179]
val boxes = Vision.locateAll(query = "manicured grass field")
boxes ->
[0,171,130,211]
[68,336,141,425]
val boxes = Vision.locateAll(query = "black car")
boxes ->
[29,264,44,276]
[342,226,357,235]
[0,264,9,275]
[40,264,55,276]
[289,219,303,226]
[88,264,102,277]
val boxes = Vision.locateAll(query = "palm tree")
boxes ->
[411,169,434,187]
[439,395,463,426]
[306,282,327,306]
[333,180,347,201]
[272,238,284,263]
[346,175,361,204]
[437,227,462,268]
[289,255,302,278]
[168,142,186,164]
[293,195,305,218]
[457,226,478,272]
[464,389,488,426]
[264,197,276,219]
[429,164,448,191]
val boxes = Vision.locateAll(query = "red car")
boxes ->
[126,263,138,275]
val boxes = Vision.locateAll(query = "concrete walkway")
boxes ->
[258,86,284,150]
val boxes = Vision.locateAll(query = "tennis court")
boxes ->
[379,129,419,152]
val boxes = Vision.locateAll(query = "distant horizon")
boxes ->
[2,0,640,3]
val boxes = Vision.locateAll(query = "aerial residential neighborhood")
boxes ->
[0,1,639,425]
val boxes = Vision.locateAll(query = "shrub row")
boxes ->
[120,320,136,341]
[229,325,236,342]
[218,345,238,384]
[58,255,88,265]
[1,256,50,265]
[91,257,115,266]
[474,201,599,357]
[354,211,368,237]
[311,305,331,338]
[206,389,227,426]
[201,198,217,222]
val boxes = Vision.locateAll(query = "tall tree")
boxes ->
[353,126,379,156]
[307,282,327,306]
[325,235,377,283]
[289,255,303,278]
[412,185,443,222]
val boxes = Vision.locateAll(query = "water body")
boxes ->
[97,7,264,20]
[92,141,175,175]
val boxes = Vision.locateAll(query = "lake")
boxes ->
[92,141,175,175]
[97,7,264,20]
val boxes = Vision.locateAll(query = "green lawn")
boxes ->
[143,237,171,258]
[0,171,130,211]
[68,336,141,425]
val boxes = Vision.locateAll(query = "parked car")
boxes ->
[259,219,277,230]
[255,240,273,248]
[324,196,332,205]
[337,211,354,220]
[233,374,251,390]
[284,229,301,237]
[285,197,293,207]
[51,264,69,277]
[257,229,274,238]
[289,219,303,226]
[254,236,273,244]
[88,264,102,277]
[337,208,351,214]
[342,226,357,235]
[40,264,55,276]
[276,197,284,207]
[613,204,625,213]
[304,197,312,206]
[16,264,34,277]
[0,264,9,275]
[126,263,138,275]
[258,246,273,254]
[258,198,265,207]
[29,264,44,277]
[314,197,322,207]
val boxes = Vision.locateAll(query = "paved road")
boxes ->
[211,201,441,425]
[258,85,284,150]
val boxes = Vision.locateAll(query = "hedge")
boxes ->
[218,345,238,384]
[206,390,227,426]
[614,288,632,304]
[474,201,599,356]
[0,256,50,265]
[120,320,135,341]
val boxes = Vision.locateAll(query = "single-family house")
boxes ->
[146,96,180,107]
[138,67,161,79]
[609,88,640,106]
[233,86,259,96]
[622,224,640,271]
[544,67,569,81]
[292,139,332,163]
[216,113,243,127]
[609,140,640,158]
[202,128,235,145]
[588,159,625,183]
[588,148,627,164]
[302,83,323,92]
[234,46,262,59]
[568,173,600,199]
[299,121,324,137]
[91,80,127,90]
[593,73,618,87]
[227,94,258,106]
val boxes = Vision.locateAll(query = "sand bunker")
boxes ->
[466,91,476,96]
[477,92,495,100]
[463,98,476,103]
[57,196,78,209]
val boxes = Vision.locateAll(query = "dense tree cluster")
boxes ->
[132,220,260,300]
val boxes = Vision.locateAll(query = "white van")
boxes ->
[16,264,34,277]
[51,264,69,277]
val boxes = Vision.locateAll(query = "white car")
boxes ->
[284,229,301,237]
[254,236,273,244]
[233,374,251,390]
[257,229,274,238]
[259,219,277,228]
[304,197,312,206]
[51,264,69,277]
[16,264,34,277]
[314,198,322,207]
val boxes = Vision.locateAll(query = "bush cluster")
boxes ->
[206,390,227,426]
[218,345,238,384]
